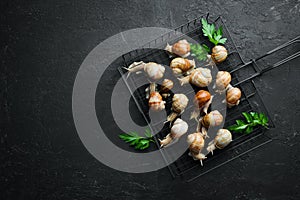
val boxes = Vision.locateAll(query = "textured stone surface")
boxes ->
[1,0,300,199]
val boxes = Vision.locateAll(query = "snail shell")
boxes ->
[207,129,232,154]
[172,94,189,113]
[226,86,241,108]
[215,71,231,90]
[165,39,190,57]
[170,58,195,75]
[148,91,165,111]
[211,45,228,63]
[201,110,223,128]
[126,61,165,80]
[167,94,189,122]
[144,62,165,80]
[194,90,211,109]
[187,132,207,165]
[179,68,212,87]
[160,79,174,93]
[187,132,205,154]
[160,119,188,147]
[190,68,212,87]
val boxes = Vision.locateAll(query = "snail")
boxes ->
[214,71,231,91]
[226,85,241,108]
[187,132,207,166]
[207,129,232,155]
[179,68,212,88]
[125,61,165,80]
[211,45,228,64]
[148,83,165,111]
[159,118,188,147]
[200,110,223,129]
[160,79,174,98]
[191,90,213,120]
[166,94,189,122]
[165,39,190,57]
[170,57,195,75]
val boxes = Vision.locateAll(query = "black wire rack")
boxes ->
[117,13,300,182]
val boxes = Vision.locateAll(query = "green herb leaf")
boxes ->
[236,119,246,126]
[245,126,253,134]
[119,129,155,150]
[202,44,210,53]
[227,112,269,134]
[201,18,227,45]
[190,43,209,61]
[242,112,253,123]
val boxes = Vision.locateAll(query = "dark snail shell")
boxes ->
[194,90,211,109]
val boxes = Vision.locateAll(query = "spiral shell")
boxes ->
[215,71,231,90]
[187,132,205,154]
[187,132,207,165]
[189,68,212,87]
[160,79,174,93]
[165,39,190,57]
[172,94,189,113]
[170,119,188,139]
[160,119,188,147]
[201,110,223,128]
[170,58,195,75]
[207,129,232,154]
[148,91,165,111]
[194,90,211,109]
[166,94,189,122]
[144,62,165,80]
[226,86,241,107]
[211,45,228,63]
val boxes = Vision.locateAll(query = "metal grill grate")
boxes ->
[117,14,300,181]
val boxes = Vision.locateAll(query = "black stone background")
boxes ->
[1,0,300,199]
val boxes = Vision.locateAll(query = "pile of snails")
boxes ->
[124,38,241,166]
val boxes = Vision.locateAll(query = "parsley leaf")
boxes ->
[227,112,269,134]
[201,18,227,46]
[190,43,210,61]
[119,128,155,150]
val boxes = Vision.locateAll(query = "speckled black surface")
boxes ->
[1,0,300,199]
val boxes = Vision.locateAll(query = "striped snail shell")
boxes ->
[148,91,165,111]
[226,86,241,108]
[160,79,174,93]
[170,58,195,75]
[187,132,207,165]
[167,94,189,122]
[172,94,189,113]
[215,71,231,90]
[201,110,223,128]
[211,45,228,63]
[165,39,190,57]
[187,132,205,154]
[190,68,212,87]
[179,68,212,87]
[207,129,232,154]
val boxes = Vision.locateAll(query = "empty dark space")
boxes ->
[1,0,300,199]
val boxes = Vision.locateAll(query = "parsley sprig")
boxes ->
[190,43,210,61]
[119,128,155,150]
[228,112,269,134]
[201,18,227,46]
